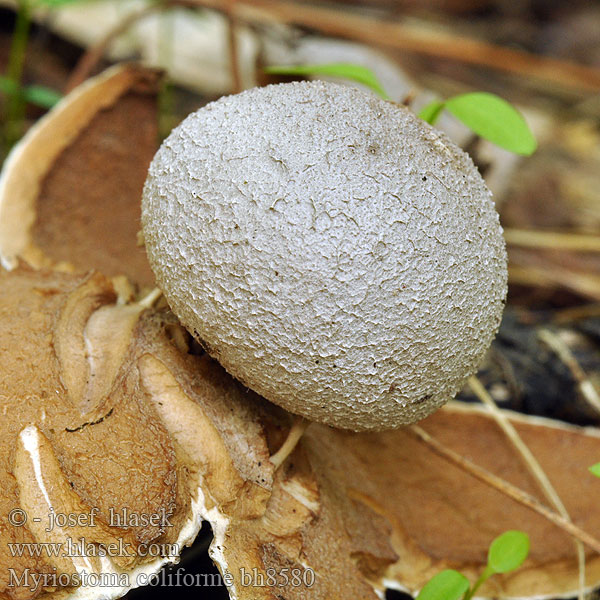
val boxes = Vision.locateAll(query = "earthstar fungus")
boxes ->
[7,69,588,600]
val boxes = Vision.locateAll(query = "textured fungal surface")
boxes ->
[0,65,159,286]
[0,268,190,600]
[142,81,508,431]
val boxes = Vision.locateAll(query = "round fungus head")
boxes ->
[141,81,508,432]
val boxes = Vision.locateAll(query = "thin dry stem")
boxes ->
[225,0,243,94]
[468,376,570,515]
[469,376,586,600]
[270,416,310,469]
[538,329,600,415]
[65,0,209,90]
[65,4,159,92]
[508,264,600,302]
[221,0,600,92]
[554,304,600,324]
[66,0,600,95]
[408,424,600,555]
[137,287,163,310]
[505,229,600,253]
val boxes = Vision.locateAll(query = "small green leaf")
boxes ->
[418,100,445,125]
[589,463,600,478]
[487,530,530,574]
[416,570,470,600]
[445,92,536,155]
[0,76,61,109]
[23,84,62,108]
[264,63,390,100]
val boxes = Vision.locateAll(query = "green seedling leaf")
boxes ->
[418,100,445,125]
[487,530,530,573]
[264,63,390,100]
[23,85,62,108]
[589,463,600,478]
[445,92,536,155]
[0,76,61,109]
[416,570,470,600]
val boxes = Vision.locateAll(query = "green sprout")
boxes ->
[416,530,530,600]
[1,0,95,152]
[415,570,470,600]
[589,463,600,478]
[419,93,537,156]
[265,62,536,156]
[0,76,61,109]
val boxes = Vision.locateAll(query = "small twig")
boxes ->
[4,1,32,149]
[505,229,600,253]
[468,376,570,515]
[554,303,600,324]
[469,376,586,600]
[508,264,600,302]
[270,416,309,469]
[578,542,587,600]
[65,2,163,92]
[225,0,243,94]
[538,329,600,416]
[64,0,600,96]
[157,6,176,138]
[219,0,600,93]
[408,424,600,555]
[65,0,239,92]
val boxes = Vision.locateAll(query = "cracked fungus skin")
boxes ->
[142,81,508,431]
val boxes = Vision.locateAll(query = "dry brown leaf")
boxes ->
[0,64,160,287]
[328,406,600,598]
